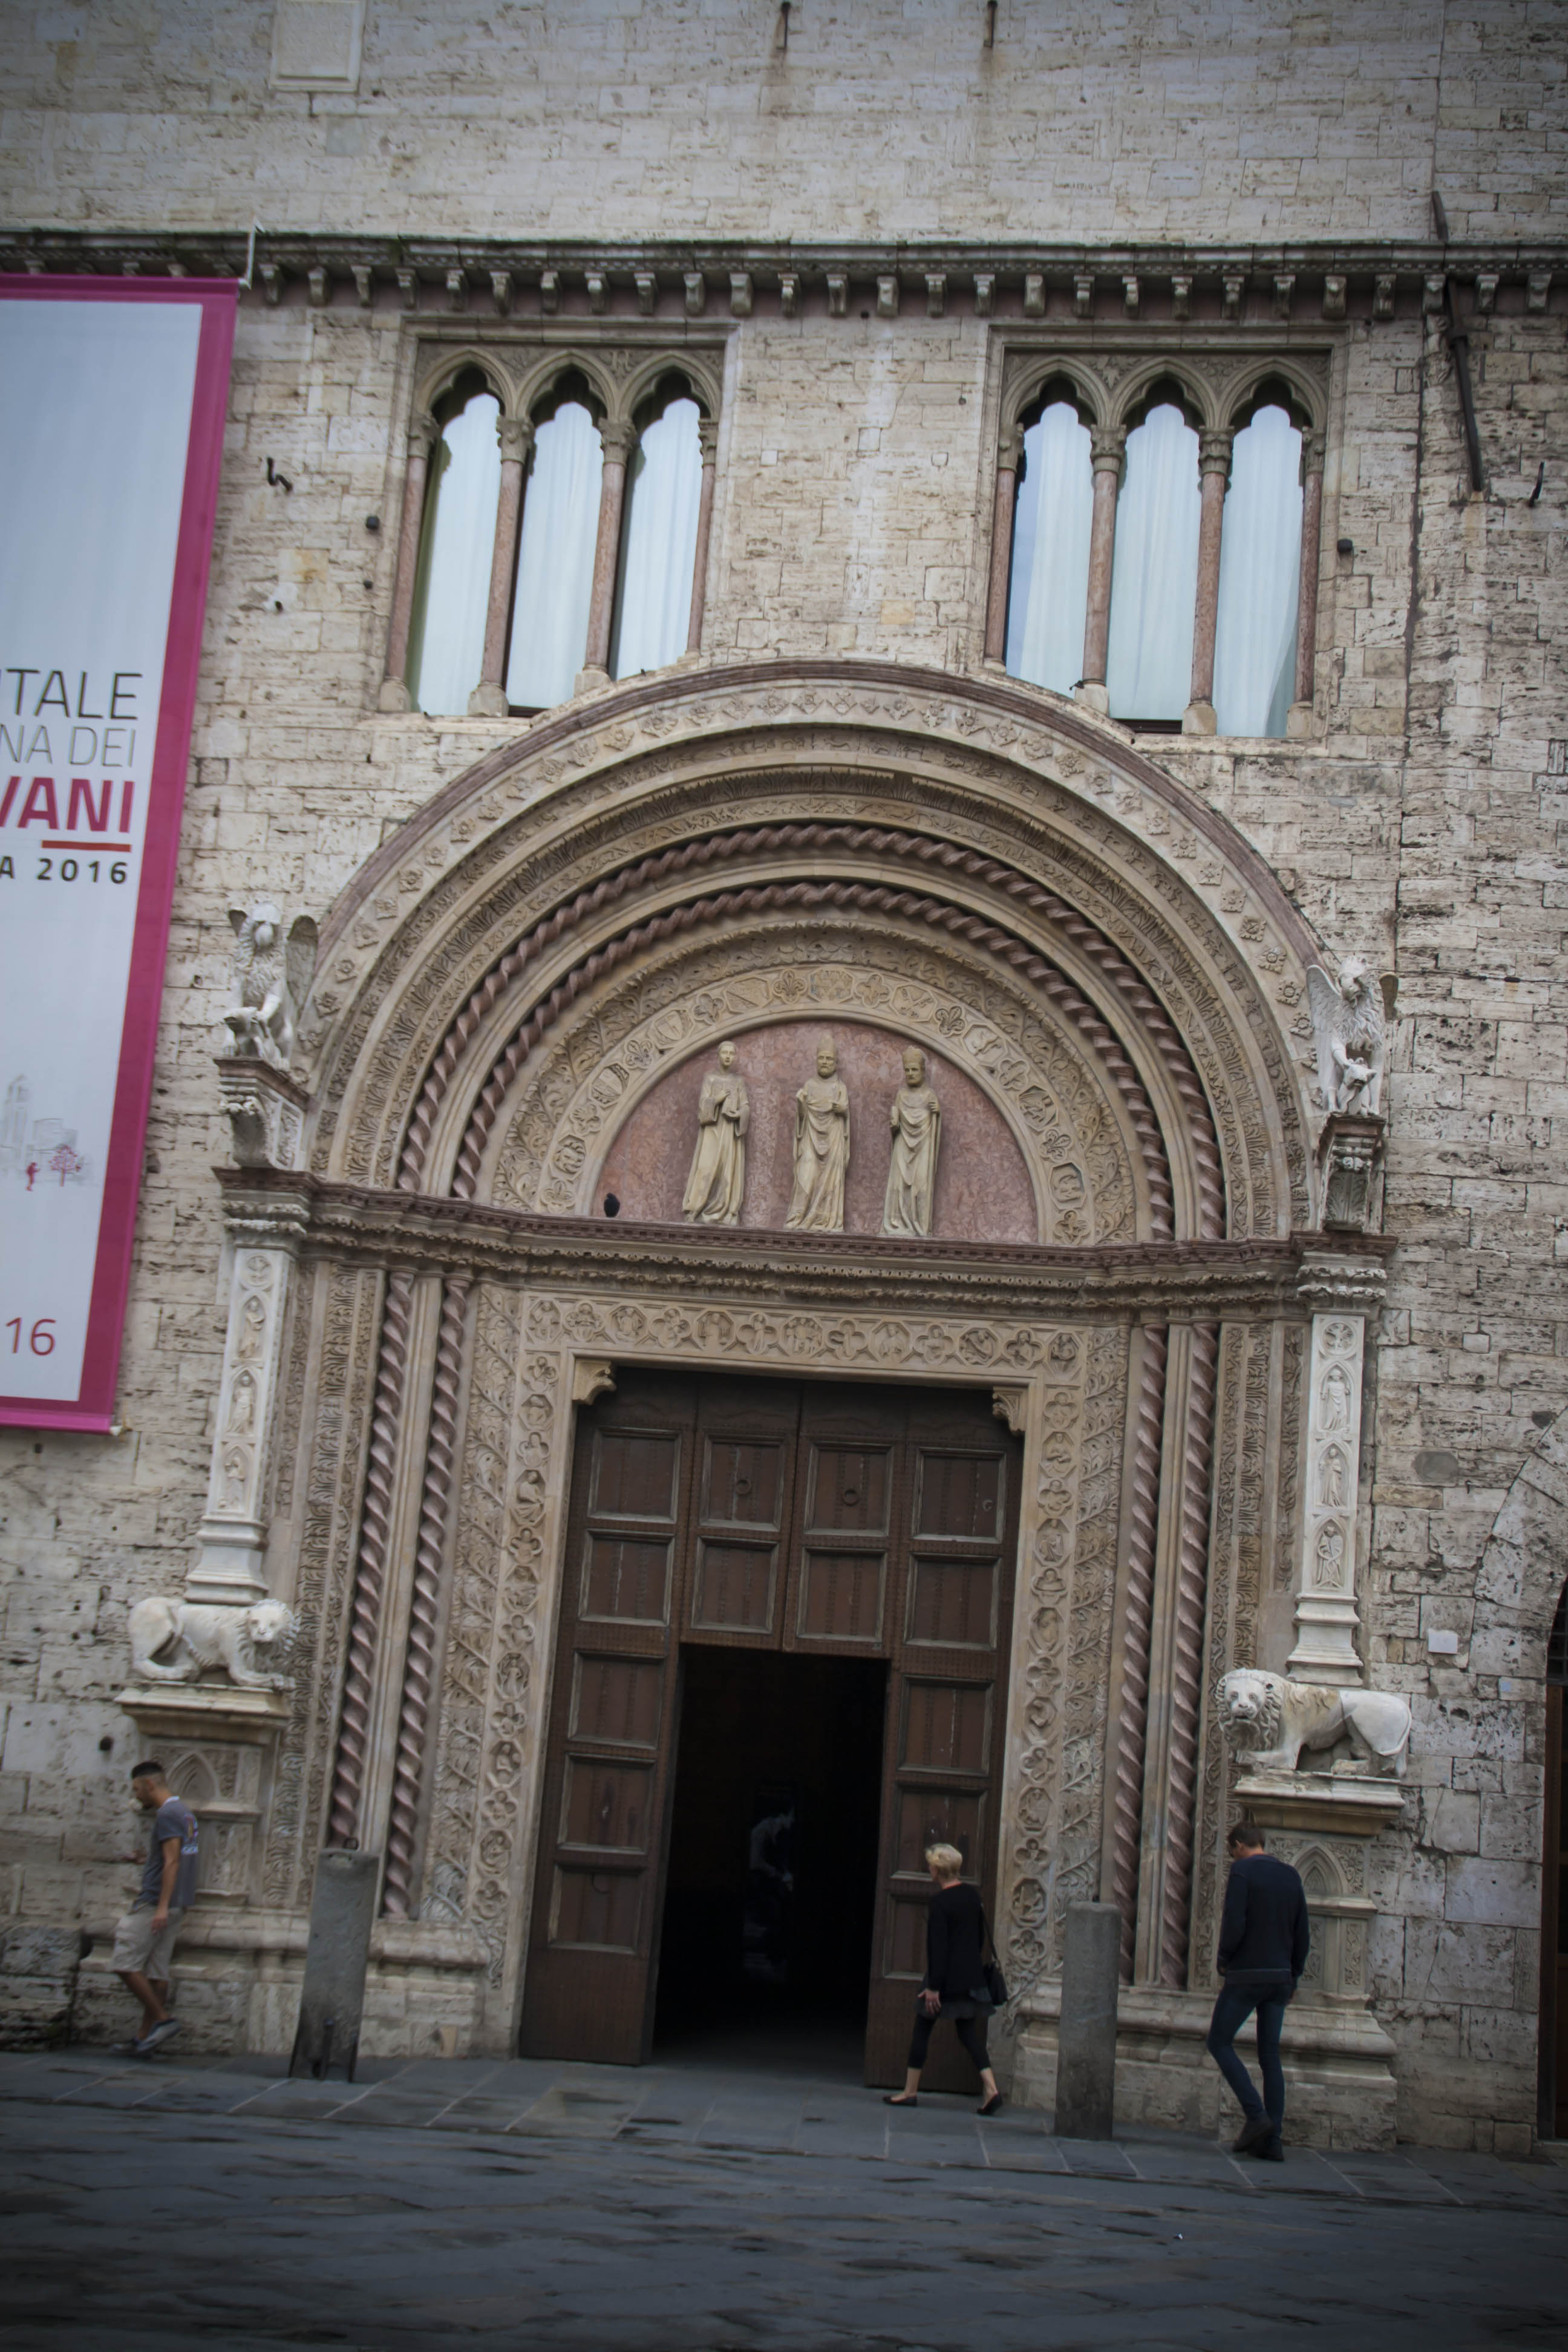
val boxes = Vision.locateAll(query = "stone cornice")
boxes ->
[2,233,1559,322]
[216,1167,1391,1320]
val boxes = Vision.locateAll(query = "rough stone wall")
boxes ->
[1,0,1563,244]
[0,1,1566,2144]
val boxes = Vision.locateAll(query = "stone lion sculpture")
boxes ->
[128,1596,297,1691]
[1218,1667,1412,1779]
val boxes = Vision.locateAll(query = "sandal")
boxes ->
[883,2092,918,2106]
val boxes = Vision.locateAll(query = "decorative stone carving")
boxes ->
[681,1039,750,1224]
[188,1243,299,1607]
[881,1045,942,1236]
[127,1596,298,1691]
[785,1037,851,1232]
[216,1057,309,1172]
[991,1383,1028,1436]
[1304,957,1397,1116]
[1318,1111,1385,1232]
[224,903,318,1070]
[570,1357,616,1405]
[1218,1668,1412,1779]
[1289,1312,1365,1681]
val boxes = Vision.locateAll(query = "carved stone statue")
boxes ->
[682,1039,750,1224]
[881,1045,942,1236]
[785,1037,851,1232]
[128,1595,297,1691]
[223,903,319,1070]
[1218,1667,1412,1779]
[1305,955,1397,1116]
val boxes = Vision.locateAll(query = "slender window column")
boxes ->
[982,426,1021,664]
[377,410,438,714]
[684,416,720,655]
[1076,426,1125,715]
[577,420,635,691]
[468,416,534,717]
[1183,428,1233,734]
[1288,429,1327,737]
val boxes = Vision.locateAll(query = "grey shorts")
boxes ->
[111,1904,185,1979]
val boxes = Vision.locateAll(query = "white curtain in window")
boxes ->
[406,390,501,717]
[609,397,702,679]
[505,401,603,710]
[1005,403,1094,696]
[1213,405,1302,739]
[1105,403,1201,721]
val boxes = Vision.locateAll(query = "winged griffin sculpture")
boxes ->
[223,904,318,1070]
[1304,956,1398,1116]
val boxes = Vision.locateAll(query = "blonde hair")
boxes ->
[925,1843,965,1877]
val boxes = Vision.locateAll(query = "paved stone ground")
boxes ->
[2,2050,1567,2350]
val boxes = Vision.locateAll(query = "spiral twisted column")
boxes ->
[392,820,1226,1236]
[1111,1323,1168,1981]
[327,1270,414,1849]
[1158,1318,1220,1989]
[382,1273,472,1916]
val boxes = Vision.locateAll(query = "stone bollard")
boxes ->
[289,1850,379,2082]
[1054,1901,1121,2140]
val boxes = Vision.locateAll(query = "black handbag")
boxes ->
[976,1905,1008,2008]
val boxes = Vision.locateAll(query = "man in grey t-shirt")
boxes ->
[111,1761,198,2055]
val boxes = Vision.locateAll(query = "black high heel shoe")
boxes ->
[883,2092,918,2106]
[977,2092,1005,2117]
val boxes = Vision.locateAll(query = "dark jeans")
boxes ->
[908,2002,991,2075]
[1206,1982,1288,2128]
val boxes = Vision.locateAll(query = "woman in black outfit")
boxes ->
[883,1843,1004,2115]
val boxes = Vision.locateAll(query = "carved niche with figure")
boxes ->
[785,1037,852,1233]
[881,1045,943,1238]
[682,1039,750,1224]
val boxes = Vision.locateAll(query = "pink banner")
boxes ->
[0,276,235,1429]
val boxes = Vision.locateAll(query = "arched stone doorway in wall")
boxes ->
[201,660,1394,2123]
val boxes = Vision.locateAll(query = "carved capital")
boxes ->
[571,1357,617,1405]
[991,1383,1028,1436]
[215,1057,310,1173]
[598,420,636,465]
[1089,426,1126,475]
[1198,428,1233,480]
[497,416,534,466]
[408,408,439,459]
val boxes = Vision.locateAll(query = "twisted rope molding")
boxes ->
[390,820,1226,1236]
[446,878,1177,1235]
[327,1269,414,1850]
[1158,1318,1220,1990]
[1111,1322,1168,1983]
[382,1273,472,1918]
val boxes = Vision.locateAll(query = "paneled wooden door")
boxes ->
[519,1369,1021,2078]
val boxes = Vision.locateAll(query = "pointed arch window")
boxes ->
[1105,402,1201,724]
[1213,402,1304,739]
[506,394,603,712]
[610,393,704,681]
[405,373,502,718]
[380,345,722,719]
[1004,400,1094,698]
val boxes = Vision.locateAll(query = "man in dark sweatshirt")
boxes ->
[1206,1818,1310,2160]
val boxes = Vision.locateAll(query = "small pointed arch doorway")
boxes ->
[1543,1581,1568,2138]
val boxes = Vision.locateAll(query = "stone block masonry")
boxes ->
[0,0,1565,2154]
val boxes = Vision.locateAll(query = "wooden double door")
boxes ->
[520,1369,1022,2084]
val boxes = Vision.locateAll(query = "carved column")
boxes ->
[1183,428,1233,735]
[1287,1310,1367,1684]
[377,409,438,715]
[1133,1318,1218,1988]
[1077,426,1125,716]
[1287,430,1326,738]
[1108,1322,1167,1982]
[468,417,533,717]
[186,1239,298,1607]
[382,1274,472,1916]
[577,420,635,691]
[982,427,1021,665]
[685,415,719,655]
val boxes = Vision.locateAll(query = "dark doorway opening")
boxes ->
[653,1647,886,2077]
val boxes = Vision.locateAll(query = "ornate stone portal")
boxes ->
[148,663,1403,2145]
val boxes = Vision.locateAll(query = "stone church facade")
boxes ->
[2,3,1566,2153]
